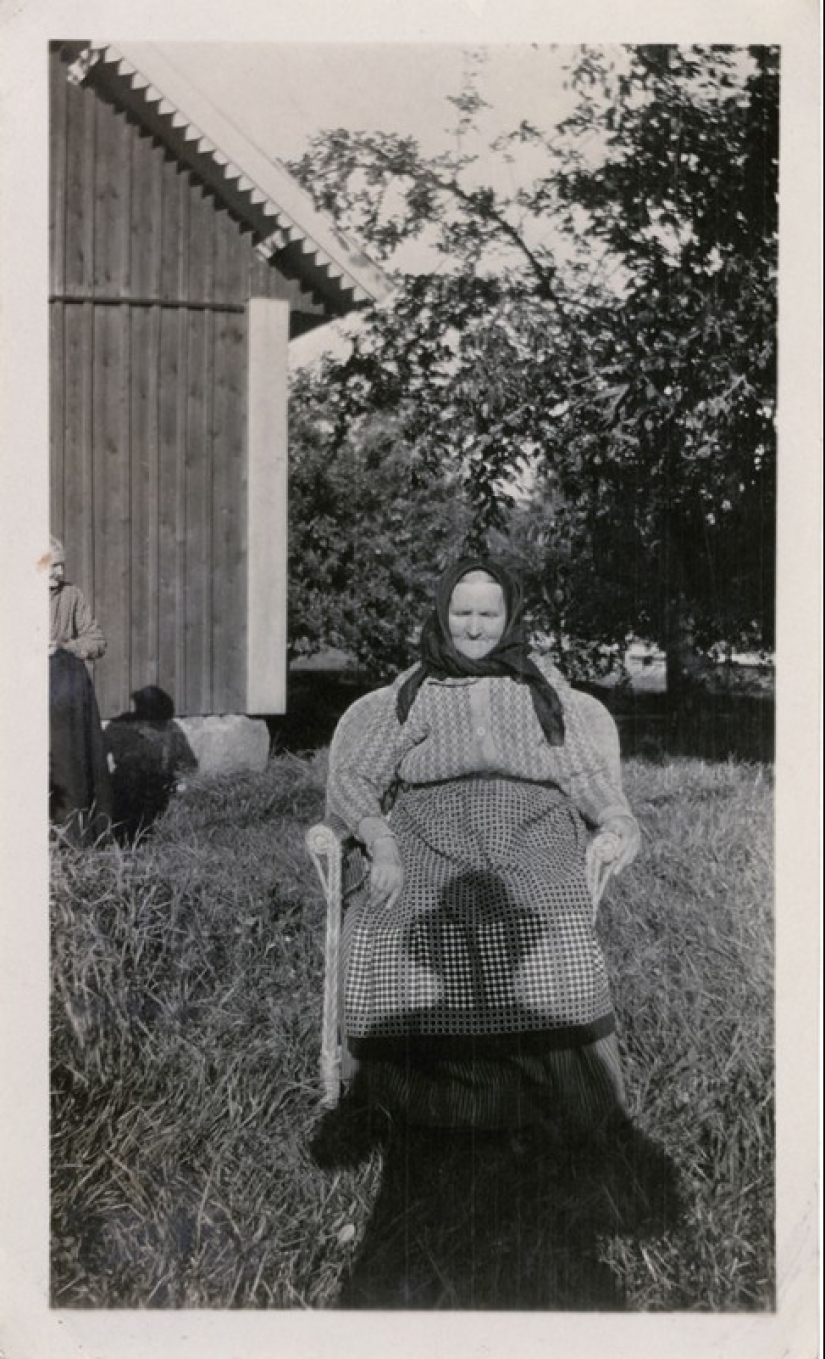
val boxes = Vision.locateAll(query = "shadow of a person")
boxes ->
[106,686,197,842]
[310,867,684,1310]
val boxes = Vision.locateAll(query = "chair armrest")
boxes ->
[586,828,622,912]
[305,817,363,906]
[306,818,358,1109]
[305,814,351,850]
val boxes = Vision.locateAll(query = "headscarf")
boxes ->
[49,535,65,564]
[396,556,565,745]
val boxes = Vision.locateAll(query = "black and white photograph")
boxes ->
[0,3,820,1358]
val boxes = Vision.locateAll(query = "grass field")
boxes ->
[50,750,774,1310]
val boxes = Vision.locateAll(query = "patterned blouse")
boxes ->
[327,653,634,849]
[50,583,106,661]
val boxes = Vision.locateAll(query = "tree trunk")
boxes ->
[664,602,713,746]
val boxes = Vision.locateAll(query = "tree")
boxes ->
[287,45,778,684]
[288,372,472,678]
[545,45,778,687]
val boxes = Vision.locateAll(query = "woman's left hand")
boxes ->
[598,815,641,874]
[369,837,405,910]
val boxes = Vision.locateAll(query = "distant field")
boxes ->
[50,751,773,1310]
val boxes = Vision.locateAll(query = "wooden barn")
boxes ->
[49,40,390,721]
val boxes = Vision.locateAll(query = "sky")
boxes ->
[156,42,589,359]
[155,42,581,166]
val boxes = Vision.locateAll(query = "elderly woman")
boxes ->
[325,557,640,1136]
[49,537,112,843]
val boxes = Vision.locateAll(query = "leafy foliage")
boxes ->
[287,45,777,679]
[546,46,778,659]
[288,383,472,678]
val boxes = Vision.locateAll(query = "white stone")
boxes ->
[175,715,270,776]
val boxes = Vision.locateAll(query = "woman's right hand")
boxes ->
[369,837,404,909]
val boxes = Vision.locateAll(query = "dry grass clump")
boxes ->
[50,752,773,1310]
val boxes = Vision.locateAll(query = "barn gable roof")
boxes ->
[58,40,393,316]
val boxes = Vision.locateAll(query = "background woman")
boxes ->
[325,557,640,1137]
[49,536,112,843]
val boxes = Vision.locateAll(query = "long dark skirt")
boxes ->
[341,777,627,1129]
[49,649,113,845]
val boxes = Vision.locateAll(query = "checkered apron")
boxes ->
[342,776,614,1043]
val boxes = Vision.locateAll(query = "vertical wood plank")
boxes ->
[93,97,131,296]
[49,303,65,536]
[178,178,216,711]
[92,305,131,717]
[211,310,247,711]
[127,127,163,694]
[161,165,191,710]
[63,79,95,294]
[62,302,95,597]
[174,301,189,710]
[246,298,289,714]
[211,203,250,711]
[156,162,186,710]
[212,205,233,306]
[130,125,163,299]
[49,50,68,294]
[157,306,182,711]
[159,160,188,302]
[183,307,212,713]
[129,304,161,693]
[221,201,253,302]
[186,176,213,304]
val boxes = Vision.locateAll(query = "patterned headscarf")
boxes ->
[396,556,565,745]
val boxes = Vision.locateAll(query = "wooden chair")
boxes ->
[306,689,624,1109]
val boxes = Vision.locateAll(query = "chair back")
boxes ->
[570,689,621,785]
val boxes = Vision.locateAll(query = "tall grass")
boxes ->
[599,759,773,1309]
[50,752,773,1310]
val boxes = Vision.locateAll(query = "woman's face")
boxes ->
[448,575,507,659]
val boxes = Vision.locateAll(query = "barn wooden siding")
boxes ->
[49,47,323,718]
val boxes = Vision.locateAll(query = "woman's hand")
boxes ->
[369,836,404,909]
[597,815,641,875]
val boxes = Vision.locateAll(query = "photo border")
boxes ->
[1,2,820,1356]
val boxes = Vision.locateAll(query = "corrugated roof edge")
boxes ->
[62,39,394,313]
